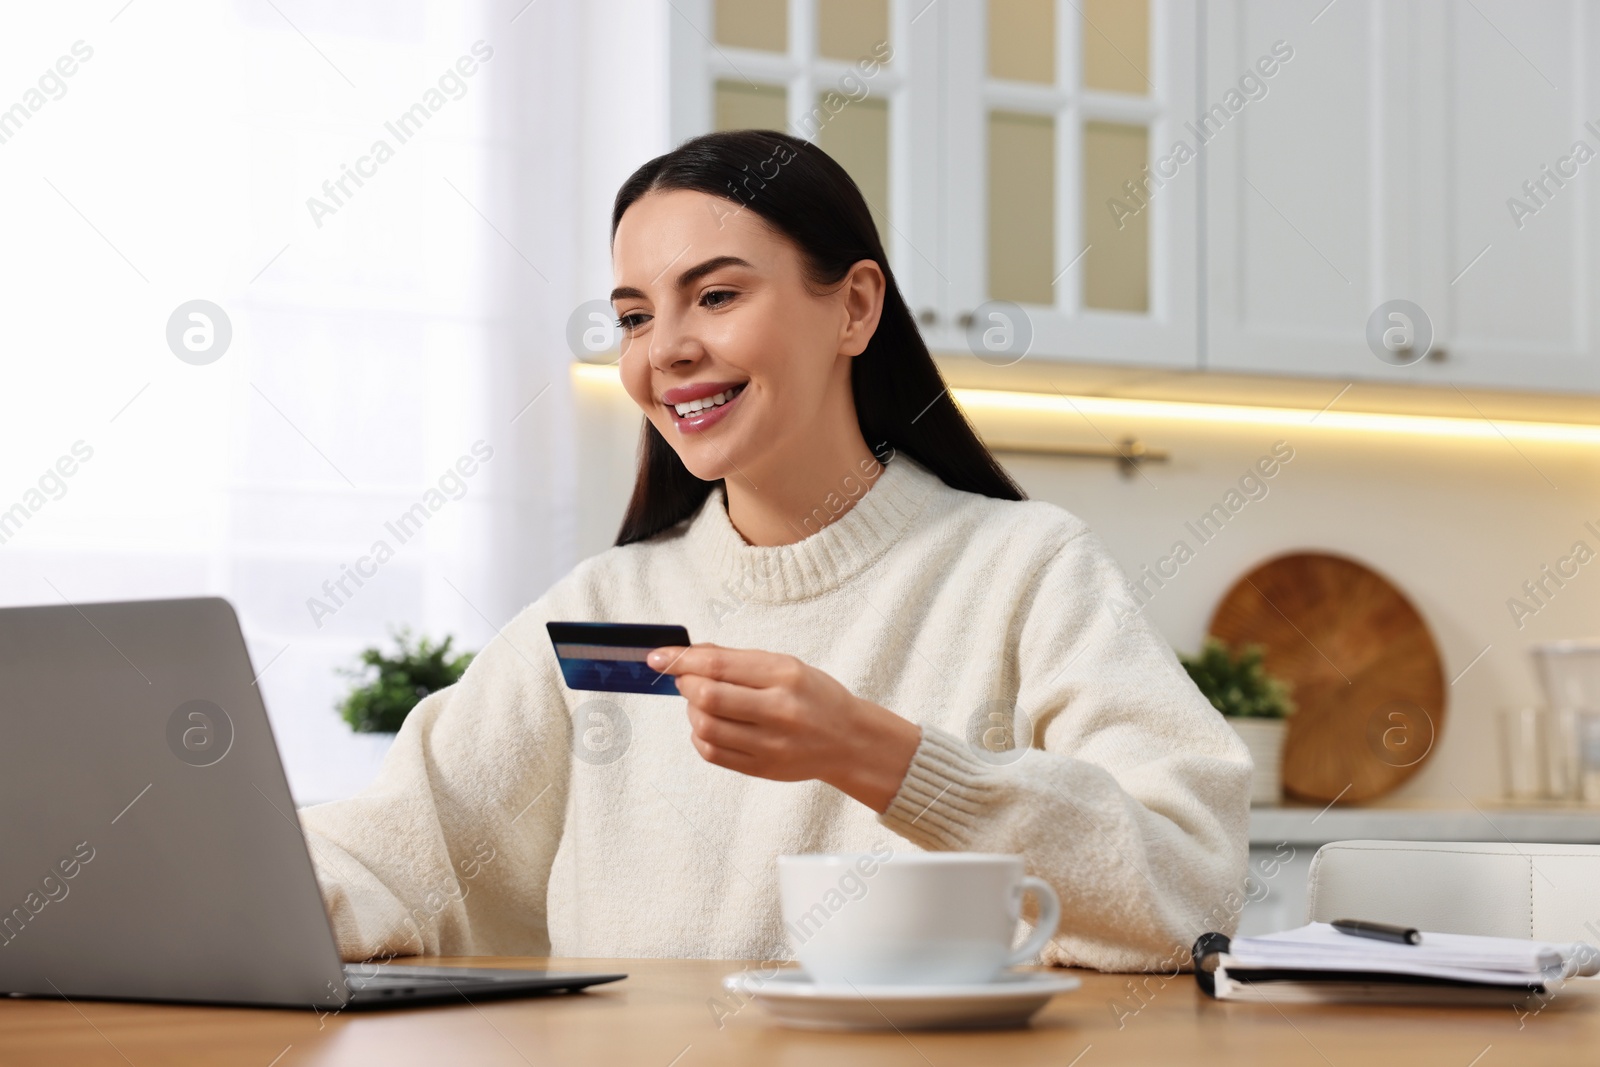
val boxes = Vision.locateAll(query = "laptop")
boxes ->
[0,596,624,1009]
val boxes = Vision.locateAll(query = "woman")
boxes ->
[301,129,1251,973]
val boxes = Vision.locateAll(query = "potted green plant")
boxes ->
[336,628,476,765]
[1179,637,1296,805]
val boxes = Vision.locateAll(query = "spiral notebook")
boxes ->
[1195,923,1600,1005]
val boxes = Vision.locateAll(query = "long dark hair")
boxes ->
[610,128,1024,547]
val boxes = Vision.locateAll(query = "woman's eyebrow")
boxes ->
[610,255,754,302]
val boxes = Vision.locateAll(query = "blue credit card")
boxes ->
[545,622,691,695]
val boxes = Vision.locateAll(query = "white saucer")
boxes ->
[721,968,1081,1031]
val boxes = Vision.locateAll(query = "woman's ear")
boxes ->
[838,258,886,358]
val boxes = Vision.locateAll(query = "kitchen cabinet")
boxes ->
[669,0,1197,368]
[668,0,936,341]
[935,0,1198,367]
[668,0,1600,394]
[1205,0,1600,392]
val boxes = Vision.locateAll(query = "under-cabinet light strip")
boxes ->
[571,362,1600,445]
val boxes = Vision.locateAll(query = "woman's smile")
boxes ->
[662,379,749,433]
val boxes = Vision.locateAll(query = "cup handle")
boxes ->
[1005,875,1061,967]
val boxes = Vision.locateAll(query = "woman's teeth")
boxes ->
[673,385,743,418]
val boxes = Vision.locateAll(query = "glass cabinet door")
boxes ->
[670,0,941,325]
[941,0,1197,366]
[671,0,1195,368]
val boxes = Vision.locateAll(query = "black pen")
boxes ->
[1332,918,1421,945]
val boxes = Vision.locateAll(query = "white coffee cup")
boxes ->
[776,851,1061,986]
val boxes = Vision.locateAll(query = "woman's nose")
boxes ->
[646,312,704,371]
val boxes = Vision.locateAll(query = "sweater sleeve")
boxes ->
[877,527,1253,973]
[295,606,573,962]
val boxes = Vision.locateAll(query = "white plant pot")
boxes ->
[1227,718,1287,806]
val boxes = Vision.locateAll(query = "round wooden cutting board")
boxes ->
[1206,552,1446,804]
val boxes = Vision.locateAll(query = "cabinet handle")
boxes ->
[1389,344,1447,365]
[988,436,1170,479]
[918,308,938,327]
[957,311,975,329]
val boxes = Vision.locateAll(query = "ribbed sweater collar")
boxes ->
[682,453,943,603]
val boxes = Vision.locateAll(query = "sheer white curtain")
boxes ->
[0,0,658,802]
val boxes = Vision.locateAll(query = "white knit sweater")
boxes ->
[299,453,1252,972]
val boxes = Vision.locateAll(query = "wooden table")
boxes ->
[4,957,1597,1066]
